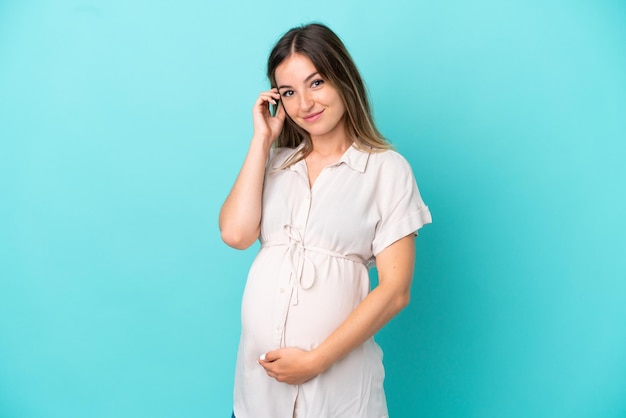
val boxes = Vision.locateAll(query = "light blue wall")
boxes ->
[1,1,624,417]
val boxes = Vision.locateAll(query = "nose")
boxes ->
[299,90,314,112]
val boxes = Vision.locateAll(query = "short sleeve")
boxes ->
[371,152,432,256]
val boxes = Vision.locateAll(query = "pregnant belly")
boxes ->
[241,248,370,351]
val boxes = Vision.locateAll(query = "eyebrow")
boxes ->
[277,72,320,90]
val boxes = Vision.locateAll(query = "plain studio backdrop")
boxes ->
[1,1,625,417]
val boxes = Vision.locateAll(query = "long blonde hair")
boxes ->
[267,23,391,168]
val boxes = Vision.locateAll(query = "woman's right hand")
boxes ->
[252,88,286,148]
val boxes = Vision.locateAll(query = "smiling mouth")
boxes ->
[302,110,324,122]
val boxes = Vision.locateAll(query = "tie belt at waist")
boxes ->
[261,225,367,305]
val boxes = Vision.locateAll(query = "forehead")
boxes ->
[275,53,318,84]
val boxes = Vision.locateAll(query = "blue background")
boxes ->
[1,0,625,417]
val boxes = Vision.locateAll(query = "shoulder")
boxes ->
[268,146,299,170]
[366,148,415,175]
[370,149,409,162]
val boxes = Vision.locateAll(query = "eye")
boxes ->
[311,79,324,88]
[281,90,294,97]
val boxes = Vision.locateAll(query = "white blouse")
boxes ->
[233,144,432,418]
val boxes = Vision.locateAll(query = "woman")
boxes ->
[219,23,431,418]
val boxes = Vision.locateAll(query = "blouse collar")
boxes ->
[284,142,370,173]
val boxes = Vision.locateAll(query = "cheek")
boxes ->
[325,91,345,114]
[332,100,347,121]
[282,101,299,119]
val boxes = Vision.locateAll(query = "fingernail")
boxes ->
[259,353,266,361]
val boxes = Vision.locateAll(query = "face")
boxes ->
[275,53,347,143]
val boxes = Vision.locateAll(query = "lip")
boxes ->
[302,110,324,123]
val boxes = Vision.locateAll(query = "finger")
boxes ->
[255,95,276,106]
[258,361,273,374]
[257,359,270,372]
[259,90,280,101]
[258,360,279,378]
[260,91,280,107]
[253,98,275,118]
[272,90,281,103]
[257,97,280,112]
[262,350,280,362]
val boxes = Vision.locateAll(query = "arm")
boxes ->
[219,89,285,249]
[259,234,415,384]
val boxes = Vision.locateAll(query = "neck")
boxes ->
[311,139,351,157]
[309,114,354,156]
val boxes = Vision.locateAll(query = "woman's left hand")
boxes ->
[258,347,323,385]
